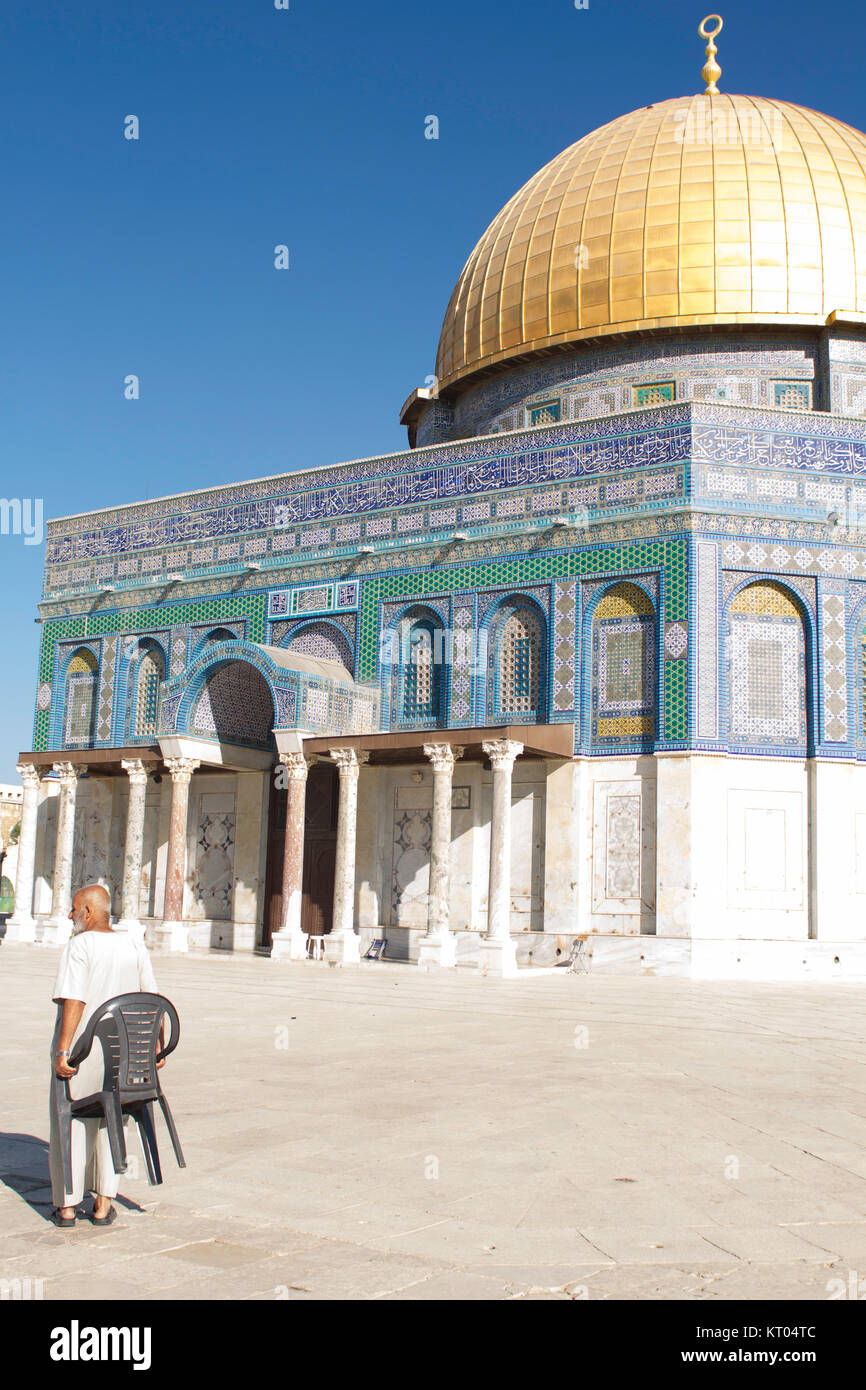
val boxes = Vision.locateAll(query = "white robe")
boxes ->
[49,928,158,1208]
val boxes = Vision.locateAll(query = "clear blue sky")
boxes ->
[1,0,862,781]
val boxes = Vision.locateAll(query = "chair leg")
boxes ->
[139,1103,163,1185]
[141,1120,158,1187]
[101,1093,128,1175]
[54,1082,74,1196]
[126,1106,157,1185]
[157,1093,186,1169]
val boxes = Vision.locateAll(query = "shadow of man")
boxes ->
[0,1131,144,1223]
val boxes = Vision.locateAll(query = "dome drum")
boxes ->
[407,324,866,448]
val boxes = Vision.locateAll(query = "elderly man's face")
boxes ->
[68,894,89,934]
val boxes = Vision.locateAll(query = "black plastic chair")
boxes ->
[54,992,185,1191]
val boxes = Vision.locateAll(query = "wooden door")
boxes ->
[302,763,338,937]
[262,761,339,948]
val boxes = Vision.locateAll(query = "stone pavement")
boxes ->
[3,942,866,1301]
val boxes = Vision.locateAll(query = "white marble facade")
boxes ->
[17,750,866,978]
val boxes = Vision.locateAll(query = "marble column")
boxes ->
[155,757,199,952]
[418,743,464,969]
[41,762,87,947]
[6,763,42,943]
[480,739,523,977]
[117,759,155,939]
[324,748,369,965]
[271,752,310,962]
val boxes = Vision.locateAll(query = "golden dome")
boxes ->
[435,94,866,391]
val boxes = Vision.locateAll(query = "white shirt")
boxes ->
[52,929,159,1098]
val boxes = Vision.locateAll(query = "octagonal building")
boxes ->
[12,42,866,978]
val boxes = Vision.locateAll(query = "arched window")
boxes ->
[64,649,99,746]
[728,581,807,748]
[403,623,437,721]
[133,647,165,738]
[389,612,444,727]
[492,604,544,720]
[591,582,656,746]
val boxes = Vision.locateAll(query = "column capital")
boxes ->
[481,739,524,772]
[52,761,87,788]
[16,762,43,789]
[423,743,465,773]
[121,758,157,786]
[164,756,200,785]
[278,751,310,781]
[330,748,370,777]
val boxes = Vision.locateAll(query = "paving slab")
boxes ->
[4,944,866,1300]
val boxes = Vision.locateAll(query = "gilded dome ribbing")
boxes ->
[435,94,866,390]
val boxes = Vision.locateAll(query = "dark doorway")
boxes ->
[262,761,338,950]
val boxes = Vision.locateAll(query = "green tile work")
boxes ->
[34,593,268,752]
[357,536,688,742]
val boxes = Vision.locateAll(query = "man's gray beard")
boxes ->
[70,914,87,935]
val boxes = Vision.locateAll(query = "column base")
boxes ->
[418,933,457,969]
[114,917,146,943]
[39,918,72,948]
[270,931,308,962]
[478,937,519,978]
[4,913,37,944]
[152,921,190,953]
[323,932,361,966]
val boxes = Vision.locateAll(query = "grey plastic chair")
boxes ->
[54,992,185,1190]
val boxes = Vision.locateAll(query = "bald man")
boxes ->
[49,883,159,1227]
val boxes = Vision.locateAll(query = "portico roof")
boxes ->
[18,746,162,776]
[18,723,575,775]
[301,724,575,764]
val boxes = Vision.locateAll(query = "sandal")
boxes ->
[51,1209,76,1228]
[90,1204,117,1226]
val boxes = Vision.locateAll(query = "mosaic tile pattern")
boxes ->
[34,378,866,767]
[170,626,190,677]
[696,541,719,740]
[450,597,475,726]
[592,584,656,745]
[820,580,848,742]
[728,582,807,746]
[552,580,578,714]
[424,333,823,443]
[356,536,686,743]
[192,661,275,748]
[286,621,354,673]
[96,637,119,743]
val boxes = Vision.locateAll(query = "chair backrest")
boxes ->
[72,993,180,1101]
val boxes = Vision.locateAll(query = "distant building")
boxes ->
[0,783,22,849]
